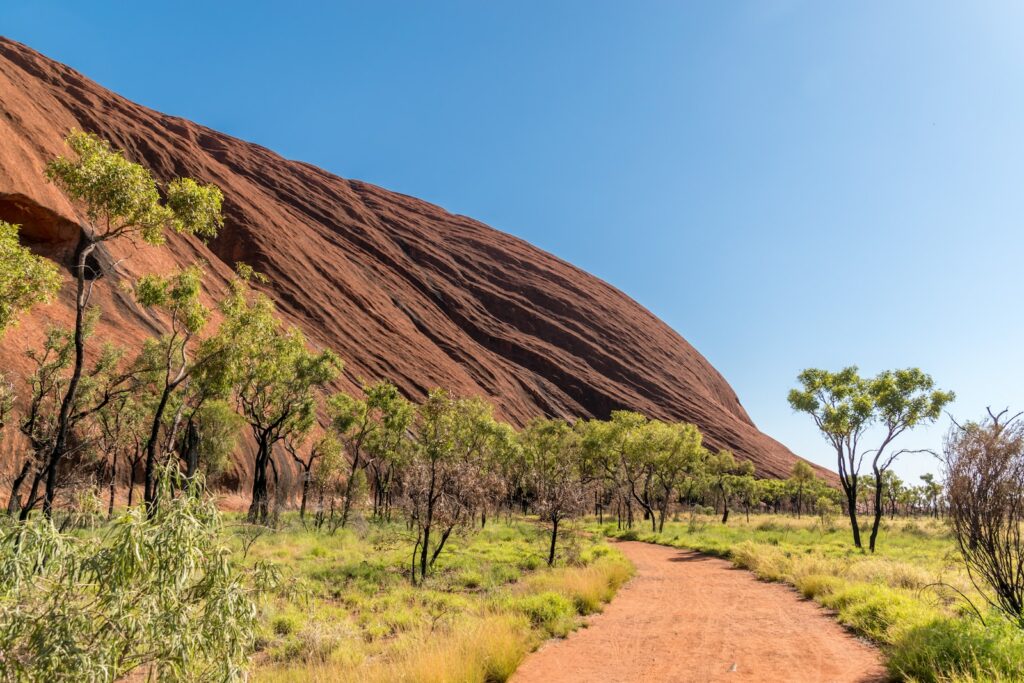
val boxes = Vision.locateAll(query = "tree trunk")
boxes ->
[42,243,95,517]
[844,486,862,549]
[143,384,174,510]
[183,420,200,481]
[340,450,361,527]
[7,459,31,514]
[299,473,310,520]
[19,468,44,521]
[868,471,885,553]
[419,522,431,582]
[248,436,271,523]
[548,517,559,566]
[107,450,118,519]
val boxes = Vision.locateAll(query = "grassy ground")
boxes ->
[227,515,633,682]
[597,512,1024,682]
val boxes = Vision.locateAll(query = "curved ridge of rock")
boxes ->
[0,36,823,481]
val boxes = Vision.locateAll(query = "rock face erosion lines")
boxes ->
[0,36,819,482]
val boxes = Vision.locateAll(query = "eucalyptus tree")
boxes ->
[12,322,136,518]
[789,366,953,551]
[329,380,413,527]
[0,219,59,463]
[705,449,754,524]
[0,220,60,335]
[220,269,341,523]
[880,470,904,519]
[920,472,943,518]
[95,392,147,516]
[404,390,502,584]
[576,418,621,524]
[133,264,234,508]
[648,421,705,532]
[39,132,222,516]
[285,431,341,521]
[521,418,585,565]
[789,460,815,518]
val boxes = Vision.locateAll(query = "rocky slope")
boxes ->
[0,36,819,480]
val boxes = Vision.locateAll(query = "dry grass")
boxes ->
[243,516,634,682]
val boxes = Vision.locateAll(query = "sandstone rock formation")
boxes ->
[0,36,821,481]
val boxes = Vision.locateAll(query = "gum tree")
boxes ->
[0,220,60,452]
[0,220,60,335]
[133,264,230,509]
[790,461,815,518]
[329,381,413,527]
[789,366,953,551]
[520,418,585,565]
[40,131,221,516]
[221,270,341,523]
[648,421,705,532]
[404,390,501,584]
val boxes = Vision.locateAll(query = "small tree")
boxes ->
[789,366,953,551]
[920,472,942,518]
[329,381,413,527]
[789,461,815,518]
[945,409,1024,626]
[133,264,229,509]
[880,470,904,519]
[0,220,61,509]
[648,421,705,532]
[220,270,341,523]
[0,220,60,335]
[403,390,499,584]
[40,132,221,516]
[286,431,341,521]
[521,418,585,565]
[705,450,753,524]
[12,323,136,519]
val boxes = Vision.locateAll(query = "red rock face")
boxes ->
[0,37,825,481]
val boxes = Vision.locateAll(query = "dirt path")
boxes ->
[512,542,886,683]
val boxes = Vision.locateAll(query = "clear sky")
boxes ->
[3,1,1022,484]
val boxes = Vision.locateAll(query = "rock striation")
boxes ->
[0,36,823,481]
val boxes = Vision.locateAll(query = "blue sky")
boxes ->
[3,1,1022,484]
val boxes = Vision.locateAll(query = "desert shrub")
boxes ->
[796,573,842,599]
[352,614,532,683]
[815,495,839,530]
[945,410,1024,626]
[522,553,634,617]
[457,569,485,589]
[511,592,576,636]
[889,616,1024,682]
[846,558,931,590]
[0,470,274,681]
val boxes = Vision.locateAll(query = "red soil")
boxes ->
[512,542,886,683]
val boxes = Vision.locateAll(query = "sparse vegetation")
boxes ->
[0,132,1010,683]
[241,516,632,682]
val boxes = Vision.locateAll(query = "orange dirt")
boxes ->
[512,542,887,683]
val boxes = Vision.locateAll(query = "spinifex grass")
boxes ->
[233,515,632,682]
[597,513,1024,682]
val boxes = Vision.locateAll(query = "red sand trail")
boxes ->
[512,541,886,683]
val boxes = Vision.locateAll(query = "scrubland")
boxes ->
[235,516,632,683]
